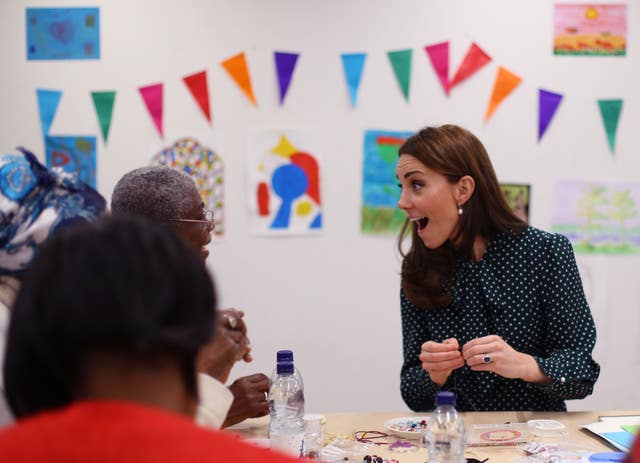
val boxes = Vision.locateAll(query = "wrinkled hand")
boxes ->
[222,373,270,428]
[419,338,465,386]
[196,308,251,384]
[462,335,548,383]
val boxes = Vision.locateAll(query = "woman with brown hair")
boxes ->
[397,125,600,411]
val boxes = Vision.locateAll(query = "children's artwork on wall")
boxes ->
[551,181,640,254]
[361,130,413,235]
[248,131,322,235]
[26,8,100,60]
[45,135,97,187]
[152,137,224,237]
[500,183,530,223]
[553,4,626,56]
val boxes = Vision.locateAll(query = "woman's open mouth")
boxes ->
[411,217,429,232]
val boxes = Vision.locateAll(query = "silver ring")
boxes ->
[482,354,492,364]
[226,315,237,329]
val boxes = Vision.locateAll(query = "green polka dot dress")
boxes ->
[400,227,600,412]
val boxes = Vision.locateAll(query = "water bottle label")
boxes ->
[270,431,304,457]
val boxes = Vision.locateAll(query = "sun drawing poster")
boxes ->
[152,137,224,237]
[551,181,640,254]
[361,130,413,235]
[553,4,626,56]
[248,131,322,235]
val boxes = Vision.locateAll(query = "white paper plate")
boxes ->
[384,416,429,439]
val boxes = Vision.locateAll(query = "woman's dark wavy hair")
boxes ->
[3,215,217,419]
[397,125,527,309]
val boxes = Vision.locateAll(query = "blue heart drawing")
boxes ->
[49,20,75,45]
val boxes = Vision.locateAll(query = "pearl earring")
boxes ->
[457,206,463,216]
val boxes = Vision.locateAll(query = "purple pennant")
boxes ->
[274,52,299,105]
[538,89,563,142]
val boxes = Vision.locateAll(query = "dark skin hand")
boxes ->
[196,308,251,384]
[222,373,270,428]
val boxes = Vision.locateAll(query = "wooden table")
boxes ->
[228,410,638,462]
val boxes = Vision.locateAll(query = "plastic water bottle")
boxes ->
[424,391,466,463]
[268,354,305,456]
[270,350,304,390]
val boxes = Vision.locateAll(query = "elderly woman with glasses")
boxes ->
[111,165,269,429]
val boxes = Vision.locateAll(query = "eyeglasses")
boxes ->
[168,209,215,226]
[354,431,391,445]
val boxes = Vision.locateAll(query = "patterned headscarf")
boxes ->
[0,148,106,276]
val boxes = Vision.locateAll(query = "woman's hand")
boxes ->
[461,335,550,383]
[419,338,465,386]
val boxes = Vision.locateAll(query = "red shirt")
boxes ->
[0,400,299,463]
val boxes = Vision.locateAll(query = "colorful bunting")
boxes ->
[484,66,522,121]
[449,42,491,90]
[91,91,116,143]
[340,53,367,107]
[598,99,623,153]
[138,83,164,137]
[424,41,450,96]
[182,70,211,124]
[221,52,257,106]
[274,52,299,105]
[538,89,563,141]
[36,88,62,137]
[387,49,412,101]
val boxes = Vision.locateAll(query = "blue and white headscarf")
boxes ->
[0,148,106,275]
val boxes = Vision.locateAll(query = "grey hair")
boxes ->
[111,166,200,221]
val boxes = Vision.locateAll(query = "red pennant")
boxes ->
[449,42,492,90]
[183,70,211,124]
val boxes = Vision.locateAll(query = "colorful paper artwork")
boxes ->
[551,181,640,254]
[152,138,224,237]
[553,4,626,56]
[45,135,97,188]
[26,8,100,60]
[248,131,322,235]
[361,130,413,235]
[500,183,530,224]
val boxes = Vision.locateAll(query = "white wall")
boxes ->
[1,0,639,412]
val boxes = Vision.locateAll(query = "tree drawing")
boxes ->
[576,185,608,247]
[609,189,638,246]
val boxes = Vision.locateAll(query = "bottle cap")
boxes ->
[276,350,294,362]
[435,391,456,406]
[276,361,294,374]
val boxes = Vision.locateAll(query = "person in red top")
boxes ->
[0,216,298,463]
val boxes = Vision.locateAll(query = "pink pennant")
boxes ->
[424,41,450,95]
[138,83,163,137]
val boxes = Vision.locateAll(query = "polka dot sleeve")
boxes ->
[531,233,601,399]
[399,290,447,411]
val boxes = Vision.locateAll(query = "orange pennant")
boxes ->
[221,52,257,106]
[484,66,522,121]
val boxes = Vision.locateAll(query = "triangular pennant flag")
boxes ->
[274,52,299,105]
[341,52,366,107]
[449,42,491,90]
[424,41,449,95]
[538,89,563,142]
[387,49,412,102]
[36,89,62,137]
[598,99,623,153]
[484,66,522,121]
[91,91,116,143]
[182,70,211,124]
[221,52,257,106]
[138,83,164,137]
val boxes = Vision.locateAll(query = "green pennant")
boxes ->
[91,91,116,143]
[598,99,623,154]
[387,49,412,101]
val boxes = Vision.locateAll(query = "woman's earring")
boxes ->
[458,205,463,216]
